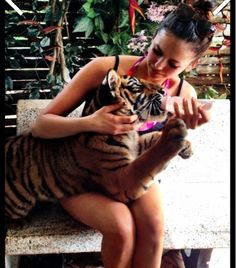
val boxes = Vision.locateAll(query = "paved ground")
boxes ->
[208,248,230,268]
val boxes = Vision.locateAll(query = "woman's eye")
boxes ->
[153,48,162,56]
[169,62,178,69]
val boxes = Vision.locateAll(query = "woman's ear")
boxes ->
[185,59,200,72]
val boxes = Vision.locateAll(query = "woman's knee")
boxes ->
[149,215,165,246]
[103,203,136,244]
[60,193,135,239]
[131,184,165,248]
[138,213,165,249]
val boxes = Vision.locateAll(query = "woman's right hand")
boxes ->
[88,102,138,135]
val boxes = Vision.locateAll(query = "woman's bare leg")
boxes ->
[130,183,165,268]
[60,193,135,268]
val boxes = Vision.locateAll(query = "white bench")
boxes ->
[5,99,230,266]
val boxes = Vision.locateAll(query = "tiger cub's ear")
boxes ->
[102,69,121,98]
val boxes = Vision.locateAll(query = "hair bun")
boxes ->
[193,0,216,19]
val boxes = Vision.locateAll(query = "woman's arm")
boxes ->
[31,57,137,139]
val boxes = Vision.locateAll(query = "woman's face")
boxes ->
[146,29,197,80]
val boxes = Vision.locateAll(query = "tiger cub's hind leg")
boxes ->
[5,180,37,219]
[138,131,161,155]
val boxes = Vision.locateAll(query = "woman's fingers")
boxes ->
[115,122,137,134]
[198,106,211,126]
[102,102,124,113]
[173,97,204,129]
[93,103,138,134]
[189,97,199,129]
[182,98,191,127]
[173,101,181,118]
[117,114,138,124]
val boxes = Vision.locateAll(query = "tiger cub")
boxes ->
[5,69,192,219]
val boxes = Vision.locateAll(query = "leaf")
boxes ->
[30,43,40,53]
[42,26,63,35]
[5,76,13,90]
[82,2,92,13]
[107,46,119,56]
[29,90,40,99]
[218,93,227,99]
[51,84,63,96]
[73,17,93,34]
[87,9,97,19]
[94,16,104,31]
[27,28,40,37]
[40,37,50,47]
[207,87,219,98]
[99,32,109,43]
[85,23,94,37]
[82,1,97,18]
[46,73,55,84]
[43,8,52,22]
[197,92,205,99]
[119,15,129,28]
[97,44,113,55]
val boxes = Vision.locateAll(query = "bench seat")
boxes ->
[5,99,230,256]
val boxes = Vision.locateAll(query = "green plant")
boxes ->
[5,0,73,98]
[5,0,231,100]
[197,86,229,99]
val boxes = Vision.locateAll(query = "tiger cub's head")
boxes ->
[99,69,168,123]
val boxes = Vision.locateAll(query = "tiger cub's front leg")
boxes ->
[112,118,188,202]
[138,132,161,156]
[138,130,193,159]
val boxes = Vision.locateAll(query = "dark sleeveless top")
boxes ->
[113,55,184,133]
[113,55,183,96]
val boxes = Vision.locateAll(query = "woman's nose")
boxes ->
[154,57,166,69]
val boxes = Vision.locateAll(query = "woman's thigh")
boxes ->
[59,192,135,235]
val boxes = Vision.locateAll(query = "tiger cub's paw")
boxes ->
[178,140,193,159]
[160,118,188,153]
[163,118,187,140]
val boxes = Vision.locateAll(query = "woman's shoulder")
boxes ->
[89,55,138,73]
[180,79,197,98]
[90,55,138,64]
[169,76,197,98]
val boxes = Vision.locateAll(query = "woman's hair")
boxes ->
[156,0,216,57]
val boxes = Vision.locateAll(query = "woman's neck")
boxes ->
[133,57,182,96]
[134,58,167,86]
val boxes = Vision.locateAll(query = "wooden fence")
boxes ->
[5,0,231,137]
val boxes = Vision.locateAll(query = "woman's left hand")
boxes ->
[173,97,211,129]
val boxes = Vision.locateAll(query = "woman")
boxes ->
[32,1,215,267]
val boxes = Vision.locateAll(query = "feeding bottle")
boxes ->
[160,96,213,113]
